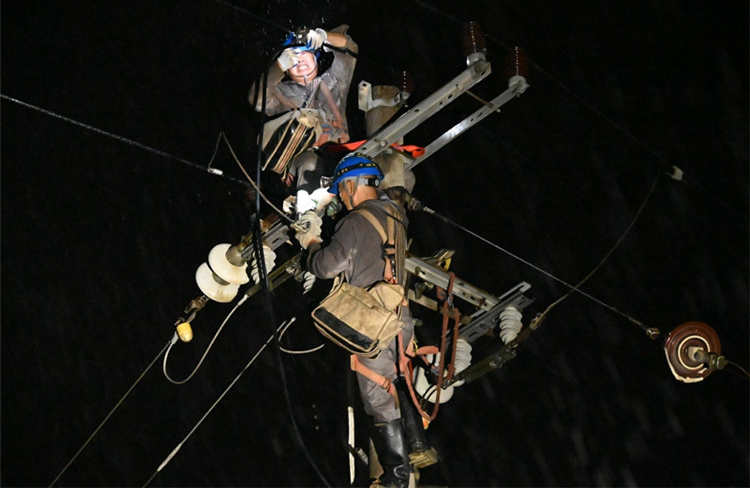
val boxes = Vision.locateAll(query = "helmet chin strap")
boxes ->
[342,177,378,209]
[342,180,357,209]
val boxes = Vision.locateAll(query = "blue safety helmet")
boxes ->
[282,30,321,59]
[327,154,384,195]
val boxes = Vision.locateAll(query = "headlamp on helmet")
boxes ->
[282,28,320,60]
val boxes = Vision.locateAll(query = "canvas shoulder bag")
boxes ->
[311,207,406,358]
[261,80,323,176]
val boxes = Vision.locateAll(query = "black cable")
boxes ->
[726,360,750,381]
[0,94,248,187]
[418,170,664,338]
[49,339,173,487]
[254,43,332,487]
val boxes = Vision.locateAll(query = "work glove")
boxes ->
[277,48,299,71]
[282,195,296,216]
[498,306,523,344]
[306,28,327,50]
[295,188,336,216]
[248,243,277,284]
[301,271,316,294]
[291,210,323,250]
[294,190,315,215]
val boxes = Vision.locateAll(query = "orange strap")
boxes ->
[398,273,461,423]
[350,355,399,409]
[349,272,460,424]
[324,140,425,158]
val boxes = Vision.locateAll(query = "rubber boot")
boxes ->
[395,379,439,469]
[369,419,412,488]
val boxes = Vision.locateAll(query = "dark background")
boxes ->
[2,1,748,487]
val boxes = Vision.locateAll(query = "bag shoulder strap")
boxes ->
[355,208,388,243]
[354,203,403,284]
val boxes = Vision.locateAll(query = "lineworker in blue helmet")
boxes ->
[249,25,358,218]
[293,153,438,487]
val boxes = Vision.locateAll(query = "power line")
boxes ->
[1,94,248,186]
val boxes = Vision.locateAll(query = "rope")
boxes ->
[278,317,325,354]
[530,172,663,335]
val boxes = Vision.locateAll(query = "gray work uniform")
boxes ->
[307,195,412,423]
[249,25,358,192]
[250,24,358,144]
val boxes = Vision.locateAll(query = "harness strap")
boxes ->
[355,206,401,284]
[357,209,387,242]
[317,81,347,144]
[350,355,399,409]
[398,273,462,423]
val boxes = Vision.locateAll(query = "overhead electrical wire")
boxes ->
[143,318,294,487]
[422,171,665,338]
[49,339,173,487]
[5,3,743,485]
[0,94,247,187]
[162,294,250,385]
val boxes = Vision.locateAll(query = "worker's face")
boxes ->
[287,50,318,83]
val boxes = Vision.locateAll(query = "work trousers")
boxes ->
[355,311,415,423]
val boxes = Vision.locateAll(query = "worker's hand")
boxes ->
[277,48,299,71]
[301,271,316,294]
[296,188,335,216]
[498,307,523,344]
[282,195,296,216]
[248,243,277,284]
[306,28,327,50]
[292,210,323,250]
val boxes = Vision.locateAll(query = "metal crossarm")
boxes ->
[356,57,492,159]
[405,255,531,310]
[406,75,529,170]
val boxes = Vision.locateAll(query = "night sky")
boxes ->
[2,1,748,487]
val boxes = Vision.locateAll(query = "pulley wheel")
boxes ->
[664,321,721,383]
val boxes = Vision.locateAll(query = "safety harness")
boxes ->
[347,200,462,422]
[348,200,406,408]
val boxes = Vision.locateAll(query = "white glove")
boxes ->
[249,244,277,284]
[291,210,322,250]
[498,307,523,344]
[306,28,327,50]
[282,195,296,216]
[295,188,335,216]
[295,190,315,215]
[301,271,316,294]
[310,187,335,213]
[277,48,299,71]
